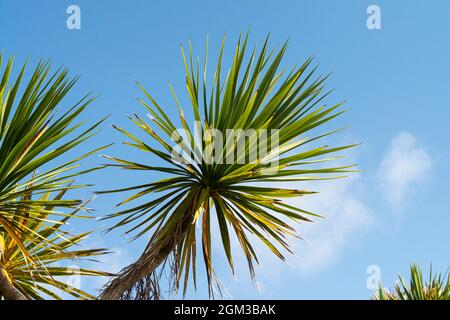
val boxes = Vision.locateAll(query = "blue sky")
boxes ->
[1,0,449,299]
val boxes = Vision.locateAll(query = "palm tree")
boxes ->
[0,53,110,299]
[99,34,356,299]
[373,264,450,300]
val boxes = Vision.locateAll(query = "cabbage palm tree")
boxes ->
[0,53,109,299]
[100,34,356,299]
[373,264,450,300]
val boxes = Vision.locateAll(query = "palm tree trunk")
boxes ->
[99,240,173,300]
[0,270,27,300]
[100,196,197,300]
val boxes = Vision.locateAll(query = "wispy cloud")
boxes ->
[377,131,432,211]
[288,174,373,273]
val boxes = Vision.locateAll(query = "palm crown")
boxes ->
[373,264,450,300]
[100,34,356,299]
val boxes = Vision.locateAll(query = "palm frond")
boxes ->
[0,190,111,299]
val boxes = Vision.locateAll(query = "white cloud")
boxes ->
[377,131,432,211]
[287,175,373,273]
